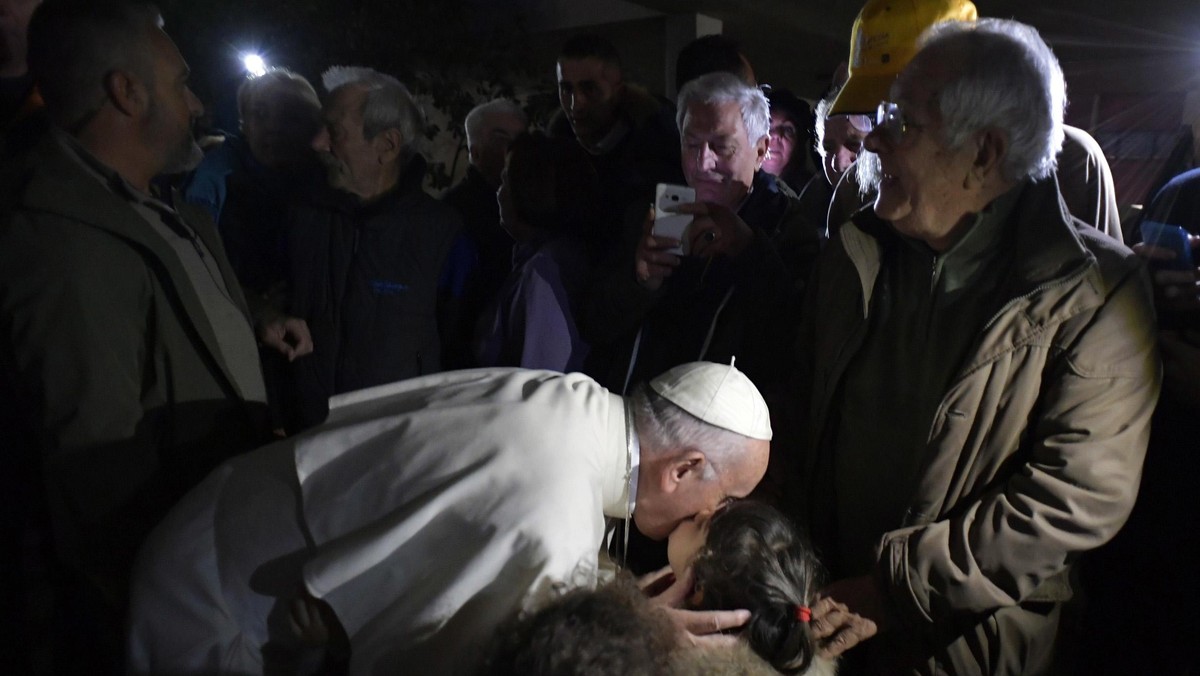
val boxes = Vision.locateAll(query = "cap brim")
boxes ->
[830,71,899,117]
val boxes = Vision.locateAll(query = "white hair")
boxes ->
[630,385,752,482]
[464,98,528,150]
[813,94,834,160]
[321,65,425,157]
[917,18,1066,182]
[237,68,319,124]
[676,71,770,146]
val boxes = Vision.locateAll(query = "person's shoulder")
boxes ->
[1075,219,1142,279]
[0,202,150,300]
[1061,124,1104,158]
[621,84,677,137]
[621,84,670,119]
[1160,167,1200,193]
[408,189,465,236]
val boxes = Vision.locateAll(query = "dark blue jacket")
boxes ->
[285,156,470,430]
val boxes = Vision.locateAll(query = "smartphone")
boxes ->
[1140,220,1195,271]
[652,183,696,256]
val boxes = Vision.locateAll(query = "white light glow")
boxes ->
[242,53,268,77]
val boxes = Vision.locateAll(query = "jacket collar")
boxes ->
[738,169,794,235]
[313,153,429,218]
[842,175,1097,316]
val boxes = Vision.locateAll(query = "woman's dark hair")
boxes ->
[505,130,600,237]
[765,88,816,186]
[691,501,823,674]
[486,574,678,676]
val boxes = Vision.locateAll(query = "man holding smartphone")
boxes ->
[591,70,820,441]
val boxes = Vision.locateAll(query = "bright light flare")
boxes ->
[242,53,268,77]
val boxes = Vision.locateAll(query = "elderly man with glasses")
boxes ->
[783,18,1159,675]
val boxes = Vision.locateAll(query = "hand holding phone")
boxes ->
[652,183,696,256]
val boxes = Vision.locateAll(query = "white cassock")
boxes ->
[127,368,632,675]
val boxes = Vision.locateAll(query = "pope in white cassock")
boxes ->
[127,362,773,674]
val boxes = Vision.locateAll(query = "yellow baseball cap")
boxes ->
[830,0,978,116]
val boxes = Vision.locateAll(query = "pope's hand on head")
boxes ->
[646,565,751,648]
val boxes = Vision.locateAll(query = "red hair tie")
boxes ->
[795,605,812,623]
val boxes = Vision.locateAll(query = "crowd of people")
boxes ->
[1,0,1196,674]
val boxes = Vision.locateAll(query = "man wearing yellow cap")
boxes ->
[788,17,1157,675]
[128,362,771,675]
[825,0,1123,243]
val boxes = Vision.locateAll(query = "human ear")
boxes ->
[754,135,769,170]
[105,69,145,117]
[375,128,404,164]
[662,450,706,493]
[968,127,1008,187]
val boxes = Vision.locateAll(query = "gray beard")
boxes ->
[163,140,204,175]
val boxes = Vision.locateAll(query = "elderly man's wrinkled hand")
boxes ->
[670,201,754,258]
[812,575,891,659]
[646,565,751,648]
[636,205,682,291]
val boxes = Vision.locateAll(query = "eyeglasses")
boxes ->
[875,101,924,144]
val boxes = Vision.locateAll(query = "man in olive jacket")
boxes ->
[0,1,273,669]
[784,19,1159,675]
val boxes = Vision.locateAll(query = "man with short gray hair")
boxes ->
[787,19,1158,673]
[442,98,527,365]
[281,65,472,431]
[591,72,818,402]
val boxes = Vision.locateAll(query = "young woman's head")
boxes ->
[497,130,600,242]
[668,500,823,675]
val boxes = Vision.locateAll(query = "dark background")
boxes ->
[157,0,1200,204]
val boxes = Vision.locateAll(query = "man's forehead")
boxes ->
[894,49,955,106]
[148,27,190,78]
[326,85,367,115]
[557,56,614,83]
[683,100,746,138]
